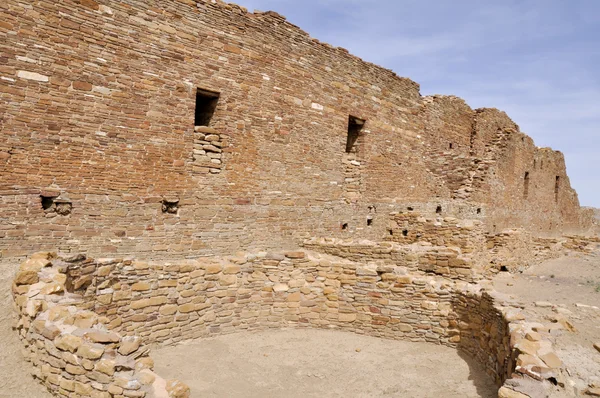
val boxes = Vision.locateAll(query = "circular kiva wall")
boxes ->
[13,251,559,397]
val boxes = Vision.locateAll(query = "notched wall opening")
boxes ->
[162,198,180,215]
[346,116,365,153]
[41,195,56,210]
[195,88,220,127]
[40,193,72,216]
[341,223,348,230]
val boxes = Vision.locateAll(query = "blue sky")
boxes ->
[232,0,600,207]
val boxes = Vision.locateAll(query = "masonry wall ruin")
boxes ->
[13,251,565,398]
[0,0,594,261]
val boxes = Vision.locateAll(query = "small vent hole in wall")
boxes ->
[500,266,508,272]
[342,223,348,230]
[41,195,55,210]
[346,116,365,153]
[367,217,373,226]
[195,88,220,127]
[407,207,414,211]
[162,199,179,214]
[389,229,394,236]
[41,194,72,216]
[477,208,481,214]
[449,143,453,149]
[402,229,408,237]
[436,205,442,214]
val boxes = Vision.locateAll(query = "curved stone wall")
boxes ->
[14,251,563,397]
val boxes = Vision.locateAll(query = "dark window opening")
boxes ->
[367,217,373,226]
[449,143,453,149]
[477,208,481,214]
[389,229,394,236]
[41,195,56,210]
[402,229,408,237]
[162,198,179,215]
[500,266,508,272]
[554,176,560,202]
[524,172,530,199]
[436,205,442,214]
[41,194,71,215]
[407,207,414,211]
[195,88,220,127]
[341,223,348,230]
[346,116,365,153]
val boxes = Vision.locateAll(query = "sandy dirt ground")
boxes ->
[493,249,600,395]
[153,328,498,398]
[0,261,53,398]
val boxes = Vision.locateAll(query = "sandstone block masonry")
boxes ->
[14,251,568,397]
[0,0,596,260]
[12,252,190,398]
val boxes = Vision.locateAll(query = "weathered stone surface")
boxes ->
[85,330,121,343]
[498,386,530,398]
[166,379,191,398]
[77,343,105,360]
[54,334,83,353]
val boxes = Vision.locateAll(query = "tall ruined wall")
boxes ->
[0,0,588,260]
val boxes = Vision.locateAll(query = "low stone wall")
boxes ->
[302,237,483,282]
[386,212,485,253]
[484,229,563,272]
[13,251,563,397]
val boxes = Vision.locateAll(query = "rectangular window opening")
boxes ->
[524,171,530,199]
[554,176,560,202]
[195,88,220,127]
[346,116,365,153]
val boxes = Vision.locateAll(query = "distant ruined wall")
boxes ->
[0,0,590,260]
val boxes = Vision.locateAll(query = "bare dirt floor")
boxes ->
[493,248,600,395]
[152,328,498,398]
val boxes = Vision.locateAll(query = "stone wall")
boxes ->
[13,251,565,397]
[0,0,594,261]
[12,252,190,398]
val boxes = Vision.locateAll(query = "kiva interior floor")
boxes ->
[152,329,498,398]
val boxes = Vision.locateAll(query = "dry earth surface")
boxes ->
[152,328,497,398]
[493,248,600,395]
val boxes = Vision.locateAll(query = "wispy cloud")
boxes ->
[234,0,600,206]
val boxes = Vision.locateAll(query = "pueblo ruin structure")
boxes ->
[2,1,599,397]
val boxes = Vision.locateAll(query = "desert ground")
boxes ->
[1,246,598,398]
[153,328,497,398]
